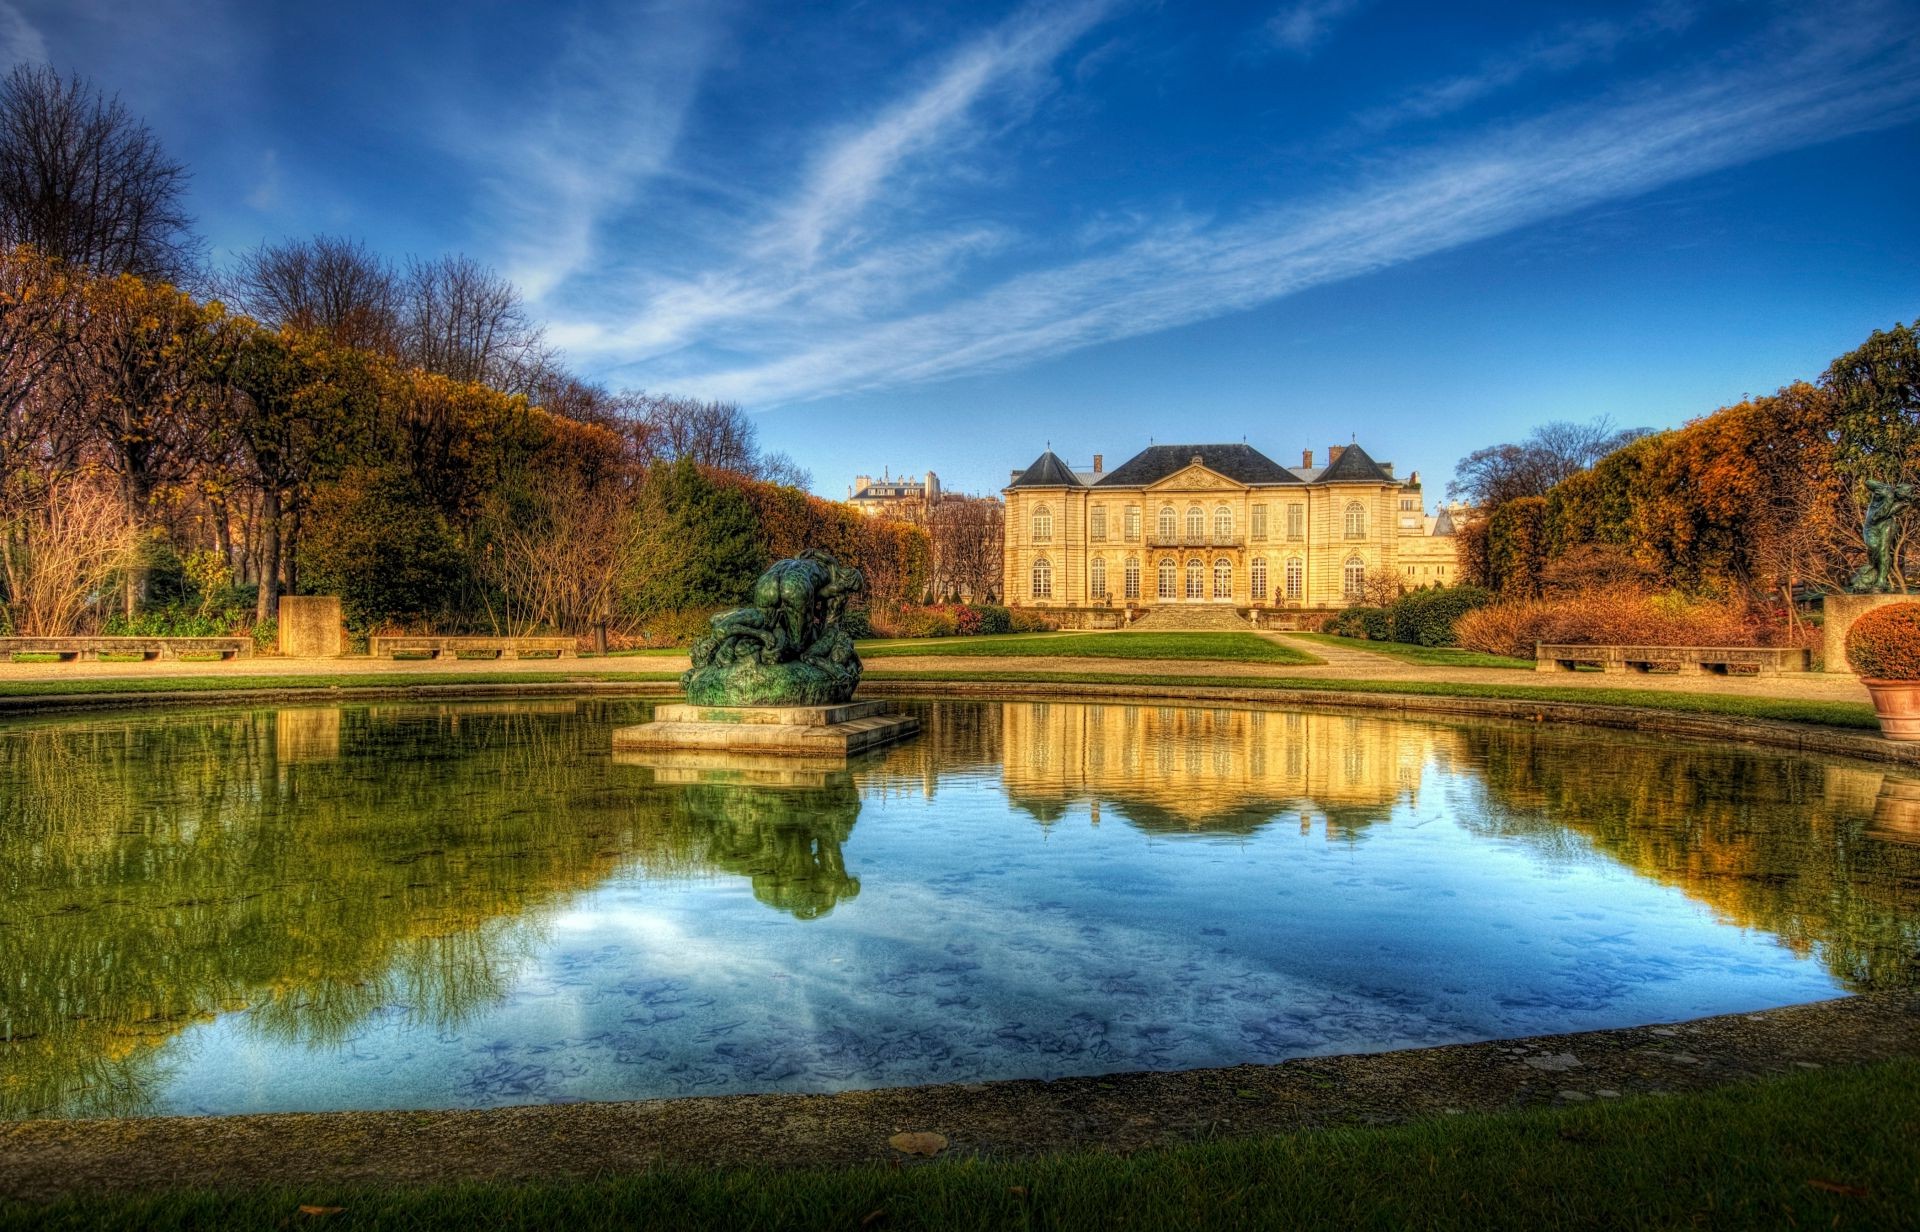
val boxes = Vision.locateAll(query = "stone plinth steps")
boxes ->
[1123,605,1255,632]
[611,700,919,758]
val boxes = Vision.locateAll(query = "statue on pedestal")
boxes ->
[1847,479,1916,595]
[683,551,866,706]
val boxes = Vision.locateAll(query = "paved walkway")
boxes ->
[0,634,1867,705]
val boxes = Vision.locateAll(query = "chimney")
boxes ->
[1302,449,1313,468]
[924,471,941,501]
[1010,469,1022,483]
[1092,453,1103,474]
[1328,445,1345,464]
[855,475,871,493]
[1382,462,1393,477]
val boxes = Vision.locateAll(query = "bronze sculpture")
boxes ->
[683,550,866,705]
[1847,479,1916,594]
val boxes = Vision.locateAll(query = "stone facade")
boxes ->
[1001,442,1458,615]
[848,470,942,517]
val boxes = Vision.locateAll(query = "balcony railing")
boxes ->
[1145,533,1243,549]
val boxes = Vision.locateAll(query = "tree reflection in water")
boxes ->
[1,697,1916,1121]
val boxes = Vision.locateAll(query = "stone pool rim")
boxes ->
[2,992,1915,1202]
[0,676,1914,770]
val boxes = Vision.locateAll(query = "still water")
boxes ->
[2,697,1916,1120]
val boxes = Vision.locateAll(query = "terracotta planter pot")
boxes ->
[1862,679,1920,741]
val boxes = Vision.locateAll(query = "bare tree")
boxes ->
[1449,416,1650,508]
[226,235,397,353]
[927,496,1003,601]
[0,65,202,282]
[396,254,549,394]
[621,392,810,485]
[478,470,641,635]
[0,475,141,635]
[1361,566,1407,607]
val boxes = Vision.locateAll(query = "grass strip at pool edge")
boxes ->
[863,669,1880,729]
[0,672,682,697]
[860,631,1323,665]
[6,1060,1913,1232]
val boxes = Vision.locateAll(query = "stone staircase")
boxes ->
[1124,605,1256,632]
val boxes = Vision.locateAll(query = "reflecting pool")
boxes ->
[2,697,1917,1120]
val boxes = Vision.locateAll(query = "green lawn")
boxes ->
[1286,631,1536,669]
[7,1060,1914,1231]
[860,631,1323,665]
[861,669,1882,730]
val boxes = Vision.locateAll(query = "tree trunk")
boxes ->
[256,486,281,623]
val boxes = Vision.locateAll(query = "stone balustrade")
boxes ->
[1535,644,1810,676]
[2,636,252,662]
[367,635,576,660]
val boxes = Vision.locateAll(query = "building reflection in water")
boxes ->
[992,701,1455,838]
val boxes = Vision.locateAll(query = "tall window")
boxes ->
[1252,504,1267,540]
[1032,557,1053,599]
[1125,505,1141,541]
[1090,556,1107,599]
[1214,507,1232,539]
[1344,502,1366,539]
[1157,557,1176,598]
[1251,557,1268,600]
[1186,507,1205,539]
[1213,558,1232,598]
[1158,507,1176,540]
[1399,496,1415,511]
[1124,556,1141,600]
[1285,556,1303,599]
[1287,503,1305,540]
[1090,505,1107,542]
[1033,505,1053,542]
[1343,556,1366,598]
[1185,558,1204,598]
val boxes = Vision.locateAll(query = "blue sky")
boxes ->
[12,0,1919,498]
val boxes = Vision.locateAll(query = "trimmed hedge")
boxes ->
[1846,601,1920,679]
[1389,585,1494,647]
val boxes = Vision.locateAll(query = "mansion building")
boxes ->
[1003,441,1459,617]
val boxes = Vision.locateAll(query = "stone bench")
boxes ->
[367,635,576,661]
[2,636,253,662]
[1535,644,1810,676]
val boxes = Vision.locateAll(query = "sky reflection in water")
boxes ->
[2,697,1915,1119]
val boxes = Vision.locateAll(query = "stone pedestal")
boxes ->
[278,595,345,658]
[1822,593,1917,674]
[611,700,919,759]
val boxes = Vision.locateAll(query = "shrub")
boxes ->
[1455,587,1772,659]
[970,605,1013,635]
[1846,602,1920,679]
[635,607,724,647]
[1007,608,1057,633]
[1326,606,1391,640]
[1388,585,1493,647]
[838,608,876,640]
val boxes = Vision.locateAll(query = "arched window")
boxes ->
[1344,501,1366,540]
[1124,556,1141,600]
[1251,557,1268,600]
[1032,504,1053,542]
[1213,558,1232,598]
[1185,558,1205,599]
[1032,557,1053,600]
[1090,556,1107,599]
[1157,557,1177,599]
[1343,556,1366,598]
[1214,507,1232,539]
[1186,506,1205,539]
[1285,556,1303,599]
[1157,507,1176,540]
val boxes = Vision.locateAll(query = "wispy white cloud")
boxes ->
[459,5,724,305]
[0,1,45,65]
[650,8,1920,405]
[551,0,1119,361]
[1263,0,1368,57]
[1356,0,1702,130]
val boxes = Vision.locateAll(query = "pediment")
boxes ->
[1144,464,1244,492]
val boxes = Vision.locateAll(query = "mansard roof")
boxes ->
[1094,443,1302,488]
[1315,441,1396,483]
[1432,507,1457,536]
[1007,450,1084,488]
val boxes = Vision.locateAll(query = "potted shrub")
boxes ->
[1846,601,1920,740]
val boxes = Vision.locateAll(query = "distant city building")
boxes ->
[1002,440,1461,622]
[847,469,942,517]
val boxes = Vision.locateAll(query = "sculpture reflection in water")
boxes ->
[634,767,864,920]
